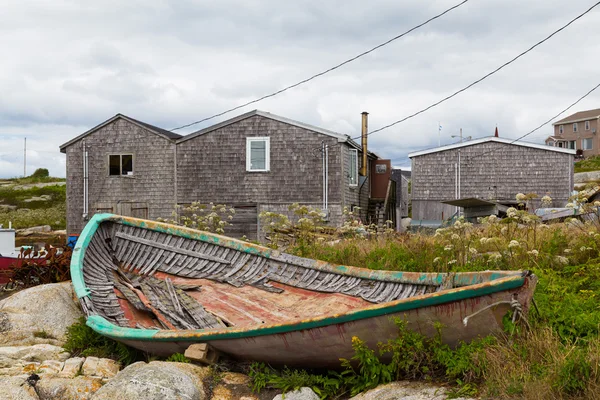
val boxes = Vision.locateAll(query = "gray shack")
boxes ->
[408,137,575,222]
[60,110,398,239]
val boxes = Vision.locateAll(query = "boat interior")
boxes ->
[80,221,450,331]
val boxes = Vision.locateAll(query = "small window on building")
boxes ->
[109,154,134,176]
[559,125,564,134]
[349,149,358,186]
[246,137,270,171]
[568,140,576,150]
[573,123,578,133]
[582,138,593,150]
[585,120,591,131]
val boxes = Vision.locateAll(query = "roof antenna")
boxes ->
[494,126,499,137]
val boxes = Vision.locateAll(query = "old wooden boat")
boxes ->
[71,214,537,367]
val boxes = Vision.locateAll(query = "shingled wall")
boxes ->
[411,141,574,221]
[177,114,360,237]
[64,119,177,234]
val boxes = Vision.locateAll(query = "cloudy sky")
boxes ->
[1,0,600,178]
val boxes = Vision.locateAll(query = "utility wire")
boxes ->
[169,0,471,132]
[357,1,600,140]
[467,81,600,161]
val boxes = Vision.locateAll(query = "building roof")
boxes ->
[553,108,600,125]
[408,136,576,158]
[59,114,181,153]
[177,109,379,157]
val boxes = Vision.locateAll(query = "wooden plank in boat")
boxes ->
[115,232,232,264]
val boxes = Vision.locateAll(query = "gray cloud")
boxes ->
[1,0,600,177]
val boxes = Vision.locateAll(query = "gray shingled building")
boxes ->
[60,110,395,239]
[408,137,575,222]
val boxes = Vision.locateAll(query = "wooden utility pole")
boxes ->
[24,137,26,177]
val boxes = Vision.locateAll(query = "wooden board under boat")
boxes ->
[71,214,537,368]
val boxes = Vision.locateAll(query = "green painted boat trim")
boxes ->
[86,315,159,339]
[85,274,527,342]
[71,213,114,299]
[73,213,530,342]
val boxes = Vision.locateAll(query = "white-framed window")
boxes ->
[349,149,358,186]
[585,120,591,131]
[573,123,578,132]
[109,154,133,176]
[246,137,270,172]
[559,125,564,134]
[568,140,576,150]
[582,138,593,150]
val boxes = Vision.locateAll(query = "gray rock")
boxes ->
[348,381,476,400]
[0,344,70,369]
[0,375,40,399]
[272,387,319,400]
[0,282,83,346]
[574,171,600,183]
[22,197,50,203]
[35,376,103,400]
[91,361,209,400]
[58,357,85,378]
[16,225,52,234]
[81,357,120,379]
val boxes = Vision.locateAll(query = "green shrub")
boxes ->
[165,353,191,363]
[63,318,142,365]
[31,168,49,178]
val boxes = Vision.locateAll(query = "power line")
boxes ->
[358,1,600,140]
[169,0,471,132]
[467,81,600,161]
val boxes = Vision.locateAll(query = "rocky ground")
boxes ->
[0,283,475,400]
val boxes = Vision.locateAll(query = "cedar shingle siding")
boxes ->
[62,113,373,239]
[411,141,574,221]
[64,118,177,234]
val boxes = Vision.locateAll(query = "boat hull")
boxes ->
[73,214,538,368]
[114,280,534,368]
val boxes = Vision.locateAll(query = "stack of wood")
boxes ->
[113,270,227,330]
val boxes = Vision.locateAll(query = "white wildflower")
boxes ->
[444,245,453,251]
[564,248,572,254]
[541,195,552,204]
[433,257,441,264]
[488,215,498,223]
[489,252,502,261]
[556,256,569,265]
[448,259,457,265]
[566,203,575,209]
[469,247,478,255]
[506,207,518,218]
[451,233,460,240]
[516,193,527,202]
[480,237,488,244]
[527,250,539,257]
[501,227,508,235]
[508,240,520,249]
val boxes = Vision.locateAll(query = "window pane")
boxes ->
[250,141,266,170]
[121,155,133,175]
[109,155,120,175]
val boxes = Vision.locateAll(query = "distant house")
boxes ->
[60,110,396,239]
[408,137,575,221]
[546,108,600,157]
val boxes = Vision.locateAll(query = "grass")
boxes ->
[574,155,600,173]
[0,177,66,229]
[246,205,600,399]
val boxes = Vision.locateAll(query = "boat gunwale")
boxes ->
[71,213,532,342]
